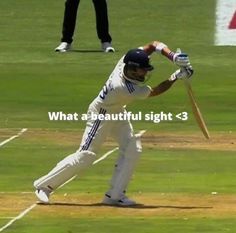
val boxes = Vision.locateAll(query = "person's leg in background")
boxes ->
[55,0,80,52]
[92,0,115,52]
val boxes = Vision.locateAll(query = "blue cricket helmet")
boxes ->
[123,49,154,71]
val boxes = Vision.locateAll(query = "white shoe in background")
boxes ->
[55,42,71,52]
[101,42,115,53]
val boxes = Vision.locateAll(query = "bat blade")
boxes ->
[184,79,210,139]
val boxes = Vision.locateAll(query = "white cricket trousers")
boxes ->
[34,107,142,200]
[80,108,134,154]
[79,107,142,200]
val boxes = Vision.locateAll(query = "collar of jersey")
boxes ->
[122,73,143,85]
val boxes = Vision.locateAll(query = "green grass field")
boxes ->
[0,0,236,232]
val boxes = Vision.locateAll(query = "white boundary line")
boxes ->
[0,128,28,148]
[0,204,37,232]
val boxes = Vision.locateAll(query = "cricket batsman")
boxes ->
[34,40,193,206]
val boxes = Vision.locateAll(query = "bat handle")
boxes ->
[176,48,182,53]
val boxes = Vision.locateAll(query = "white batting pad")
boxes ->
[34,150,96,191]
[108,136,142,200]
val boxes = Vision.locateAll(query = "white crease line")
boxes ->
[0,128,28,148]
[1,146,121,197]
[0,203,36,232]
[93,147,119,165]
[0,192,34,194]
[58,146,120,189]
[59,130,146,189]
[93,130,146,165]
[0,129,147,232]
[135,130,146,138]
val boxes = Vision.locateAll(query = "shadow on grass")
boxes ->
[65,49,118,53]
[69,49,102,53]
[37,202,212,209]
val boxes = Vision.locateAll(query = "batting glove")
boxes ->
[173,52,190,67]
[169,65,194,81]
[182,65,194,78]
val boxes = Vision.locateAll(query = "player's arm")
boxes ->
[141,41,190,67]
[148,66,194,97]
[149,79,176,97]
[141,41,171,56]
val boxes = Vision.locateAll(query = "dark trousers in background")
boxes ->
[61,0,112,44]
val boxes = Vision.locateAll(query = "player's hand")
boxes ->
[169,65,194,81]
[182,65,194,78]
[173,52,190,67]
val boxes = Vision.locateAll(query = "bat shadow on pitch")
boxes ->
[38,202,212,210]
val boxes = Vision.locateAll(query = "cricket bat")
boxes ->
[176,48,210,139]
[183,78,210,139]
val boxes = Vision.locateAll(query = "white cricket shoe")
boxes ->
[102,194,136,206]
[55,42,71,52]
[101,42,115,53]
[35,188,51,204]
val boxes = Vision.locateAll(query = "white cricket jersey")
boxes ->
[89,56,152,113]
